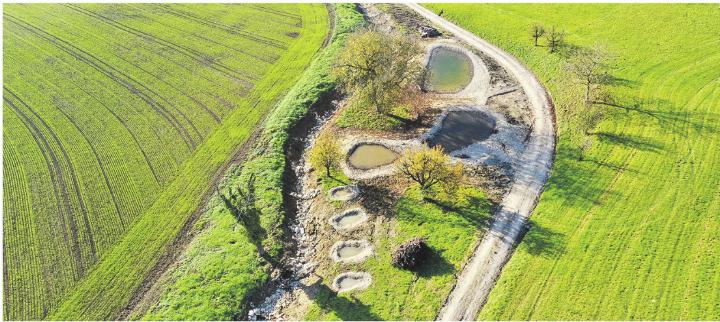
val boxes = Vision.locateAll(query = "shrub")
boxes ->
[391,237,430,269]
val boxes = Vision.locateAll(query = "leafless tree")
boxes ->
[545,26,565,53]
[565,44,614,104]
[530,24,545,46]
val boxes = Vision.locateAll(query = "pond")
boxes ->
[347,144,398,170]
[330,208,368,231]
[428,110,496,152]
[423,46,473,93]
[333,272,372,293]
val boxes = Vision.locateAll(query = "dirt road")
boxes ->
[406,4,557,321]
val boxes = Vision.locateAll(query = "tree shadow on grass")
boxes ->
[596,131,665,154]
[305,279,381,321]
[357,182,398,218]
[520,221,566,258]
[421,198,490,229]
[545,146,622,207]
[598,97,719,136]
[413,247,455,278]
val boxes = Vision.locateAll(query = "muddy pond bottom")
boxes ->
[428,110,496,153]
[347,144,398,170]
[423,47,473,93]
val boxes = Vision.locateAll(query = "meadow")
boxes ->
[305,186,492,320]
[3,4,327,320]
[424,3,720,319]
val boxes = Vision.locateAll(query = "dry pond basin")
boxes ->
[428,109,497,153]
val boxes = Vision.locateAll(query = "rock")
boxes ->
[419,25,441,38]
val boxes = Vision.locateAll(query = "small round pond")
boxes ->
[330,208,368,231]
[330,240,373,264]
[347,144,398,170]
[328,185,360,202]
[423,46,474,94]
[333,272,372,293]
[428,109,497,153]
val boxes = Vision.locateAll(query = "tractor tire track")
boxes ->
[4,89,90,277]
[159,5,290,50]
[51,96,128,229]
[66,4,259,84]
[249,4,303,27]
[147,4,281,65]
[5,13,197,150]
[5,40,163,185]
[6,88,98,264]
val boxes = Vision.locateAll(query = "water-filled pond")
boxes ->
[331,208,367,231]
[338,245,365,258]
[428,110,496,152]
[347,144,398,170]
[423,47,473,93]
[329,185,359,202]
[331,240,373,264]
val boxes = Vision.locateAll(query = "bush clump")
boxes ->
[391,237,430,269]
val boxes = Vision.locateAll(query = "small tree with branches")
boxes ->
[545,26,565,53]
[309,133,342,178]
[565,44,614,105]
[530,24,545,46]
[397,146,463,196]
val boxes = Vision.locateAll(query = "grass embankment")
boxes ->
[3,4,325,320]
[305,186,492,320]
[140,4,365,320]
[425,4,720,319]
[4,4,330,320]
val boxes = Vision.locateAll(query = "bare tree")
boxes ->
[530,24,545,46]
[565,44,613,104]
[334,31,423,114]
[544,26,565,53]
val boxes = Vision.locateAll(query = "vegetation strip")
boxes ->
[139,4,364,320]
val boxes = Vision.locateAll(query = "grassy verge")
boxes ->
[424,4,720,319]
[47,5,329,320]
[335,100,414,131]
[139,4,365,320]
[305,185,492,320]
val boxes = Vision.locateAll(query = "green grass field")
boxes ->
[424,4,720,319]
[305,186,492,320]
[3,4,327,320]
